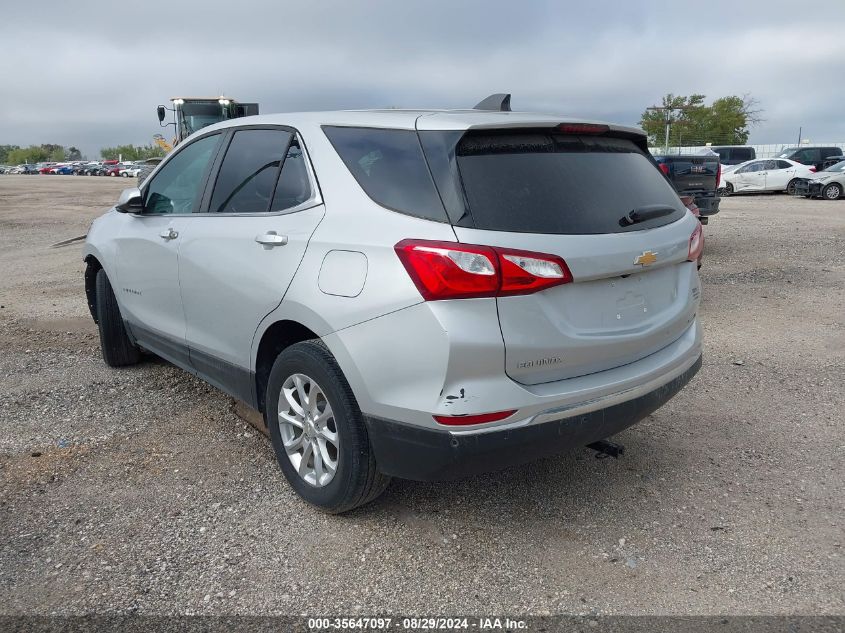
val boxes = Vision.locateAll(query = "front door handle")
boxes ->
[159,228,178,240]
[255,232,288,248]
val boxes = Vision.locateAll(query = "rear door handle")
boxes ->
[159,228,178,240]
[255,232,288,248]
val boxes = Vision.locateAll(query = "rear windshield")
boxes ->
[437,131,685,234]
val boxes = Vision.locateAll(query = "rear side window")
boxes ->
[322,126,448,222]
[734,148,754,161]
[209,129,292,214]
[271,140,312,212]
[438,132,685,234]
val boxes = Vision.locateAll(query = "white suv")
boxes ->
[84,104,703,512]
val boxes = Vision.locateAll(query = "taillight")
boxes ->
[809,166,817,173]
[498,248,572,296]
[688,223,704,261]
[659,163,670,176]
[716,162,721,185]
[433,409,517,426]
[395,239,572,301]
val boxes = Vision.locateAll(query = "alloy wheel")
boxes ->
[278,373,339,487]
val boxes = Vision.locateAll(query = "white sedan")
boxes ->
[719,158,814,195]
[119,165,142,178]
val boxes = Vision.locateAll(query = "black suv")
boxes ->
[776,146,843,171]
[711,146,756,165]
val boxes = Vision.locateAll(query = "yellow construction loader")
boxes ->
[138,96,259,183]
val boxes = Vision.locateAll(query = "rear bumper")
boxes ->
[693,193,720,216]
[366,355,702,481]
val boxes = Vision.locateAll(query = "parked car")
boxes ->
[49,164,75,175]
[83,107,703,512]
[818,155,844,171]
[792,159,845,200]
[75,164,100,176]
[119,165,142,178]
[710,146,756,165]
[103,165,122,177]
[653,154,721,223]
[11,164,37,174]
[718,158,814,195]
[38,165,55,174]
[680,195,703,268]
[775,146,843,171]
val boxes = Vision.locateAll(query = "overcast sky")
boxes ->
[3,0,844,158]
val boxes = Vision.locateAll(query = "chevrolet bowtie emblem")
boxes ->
[634,251,658,266]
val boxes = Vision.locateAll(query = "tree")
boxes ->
[0,145,21,163]
[100,144,166,161]
[7,145,50,164]
[67,146,83,161]
[640,94,762,147]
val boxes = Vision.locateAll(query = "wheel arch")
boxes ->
[253,320,323,413]
[84,254,103,323]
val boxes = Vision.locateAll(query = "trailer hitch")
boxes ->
[586,440,625,459]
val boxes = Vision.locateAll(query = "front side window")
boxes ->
[793,149,815,163]
[144,134,220,214]
[209,129,293,214]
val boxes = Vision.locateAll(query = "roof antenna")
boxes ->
[473,93,512,112]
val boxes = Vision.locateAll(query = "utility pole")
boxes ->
[646,105,697,153]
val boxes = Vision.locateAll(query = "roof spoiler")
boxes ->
[473,93,511,112]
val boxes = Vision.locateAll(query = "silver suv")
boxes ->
[84,107,703,512]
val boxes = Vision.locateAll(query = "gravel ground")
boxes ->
[0,175,842,616]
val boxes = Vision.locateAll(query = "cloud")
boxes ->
[2,0,844,158]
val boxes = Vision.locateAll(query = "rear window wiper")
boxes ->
[619,205,676,227]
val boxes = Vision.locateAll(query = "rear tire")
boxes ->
[95,269,140,367]
[265,340,390,513]
[822,183,842,200]
[786,179,800,195]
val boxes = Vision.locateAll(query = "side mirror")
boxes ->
[157,105,166,123]
[115,187,143,214]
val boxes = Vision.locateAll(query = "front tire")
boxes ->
[265,340,390,513]
[724,182,734,195]
[95,269,140,367]
[822,183,842,200]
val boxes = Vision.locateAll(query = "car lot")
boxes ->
[0,175,842,615]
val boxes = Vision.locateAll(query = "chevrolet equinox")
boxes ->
[83,107,703,512]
